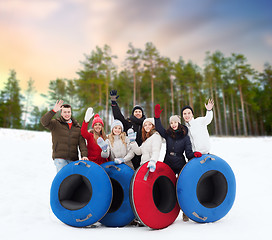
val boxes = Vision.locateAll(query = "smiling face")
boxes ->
[93,123,102,134]
[61,107,72,121]
[143,121,154,133]
[112,125,122,135]
[170,121,179,130]
[134,109,143,119]
[183,109,193,123]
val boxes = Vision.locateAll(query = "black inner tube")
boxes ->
[58,174,92,210]
[153,176,176,213]
[197,170,228,208]
[108,178,124,213]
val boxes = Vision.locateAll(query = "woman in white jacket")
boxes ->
[97,119,135,169]
[181,99,214,154]
[127,118,162,172]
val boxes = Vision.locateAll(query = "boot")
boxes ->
[183,213,189,222]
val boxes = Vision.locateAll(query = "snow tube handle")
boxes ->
[74,161,91,168]
[144,169,150,181]
[192,212,207,221]
[76,213,92,222]
[105,165,121,171]
[200,156,215,164]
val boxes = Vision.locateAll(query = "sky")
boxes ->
[1,0,272,105]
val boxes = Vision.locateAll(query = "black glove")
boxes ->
[110,89,119,104]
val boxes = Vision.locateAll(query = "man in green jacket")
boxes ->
[41,100,88,172]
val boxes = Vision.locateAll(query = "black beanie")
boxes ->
[181,105,194,116]
[132,105,144,115]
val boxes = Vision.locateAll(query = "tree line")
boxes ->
[0,42,271,135]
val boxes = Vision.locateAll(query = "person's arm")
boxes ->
[154,117,167,139]
[123,138,135,162]
[130,141,142,156]
[184,135,195,160]
[150,133,162,162]
[81,120,92,140]
[79,135,88,159]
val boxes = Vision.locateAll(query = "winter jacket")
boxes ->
[185,110,213,154]
[155,117,194,173]
[103,135,135,169]
[40,110,88,161]
[111,102,146,169]
[130,131,162,165]
[81,120,108,165]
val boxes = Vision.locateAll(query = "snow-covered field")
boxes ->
[0,128,271,240]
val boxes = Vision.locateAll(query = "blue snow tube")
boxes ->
[99,161,135,227]
[50,160,112,227]
[177,154,236,223]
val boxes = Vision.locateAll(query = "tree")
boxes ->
[0,69,22,128]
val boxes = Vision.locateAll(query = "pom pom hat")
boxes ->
[143,118,155,126]
[169,115,181,124]
[92,114,104,128]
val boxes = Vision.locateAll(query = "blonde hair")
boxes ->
[108,132,127,147]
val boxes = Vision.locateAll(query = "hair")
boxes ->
[142,125,156,142]
[89,126,107,142]
[166,123,186,138]
[61,104,72,111]
[108,132,127,147]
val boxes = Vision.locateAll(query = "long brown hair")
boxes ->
[108,132,127,147]
[142,125,156,142]
[89,128,107,142]
[166,123,187,138]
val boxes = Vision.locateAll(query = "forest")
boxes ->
[0,42,271,135]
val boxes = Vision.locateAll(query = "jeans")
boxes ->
[54,159,73,172]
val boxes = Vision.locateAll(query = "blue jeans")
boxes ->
[54,159,73,172]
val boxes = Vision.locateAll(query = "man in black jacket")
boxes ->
[110,90,146,169]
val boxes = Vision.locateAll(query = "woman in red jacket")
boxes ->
[81,107,108,165]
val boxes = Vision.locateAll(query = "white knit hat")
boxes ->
[169,115,181,124]
[111,119,124,132]
[143,117,155,126]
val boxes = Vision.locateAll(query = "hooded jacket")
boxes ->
[40,110,88,161]
[155,117,194,173]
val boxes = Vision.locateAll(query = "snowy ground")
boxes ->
[0,128,271,240]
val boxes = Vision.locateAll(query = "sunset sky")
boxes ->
[1,0,272,105]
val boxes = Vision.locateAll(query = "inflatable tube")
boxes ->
[130,161,180,229]
[177,154,236,223]
[50,160,112,227]
[99,162,135,227]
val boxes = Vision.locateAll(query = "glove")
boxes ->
[194,152,202,158]
[84,107,94,122]
[97,137,108,152]
[147,160,156,172]
[154,104,163,118]
[110,89,119,103]
[114,158,124,164]
[127,128,137,142]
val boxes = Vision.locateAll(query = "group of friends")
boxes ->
[41,89,214,222]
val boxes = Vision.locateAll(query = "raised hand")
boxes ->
[84,107,94,122]
[205,99,214,111]
[53,100,64,112]
[97,137,108,152]
[127,128,137,142]
[110,89,119,103]
[154,104,163,118]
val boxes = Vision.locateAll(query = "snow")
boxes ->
[0,128,271,240]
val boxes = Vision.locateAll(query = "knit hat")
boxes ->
[132,105,144,115]
[181,106,194,116]
[111,119,124,132]
[92,114,104,128]
[169,115,181,124]
[143,117,155,126]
